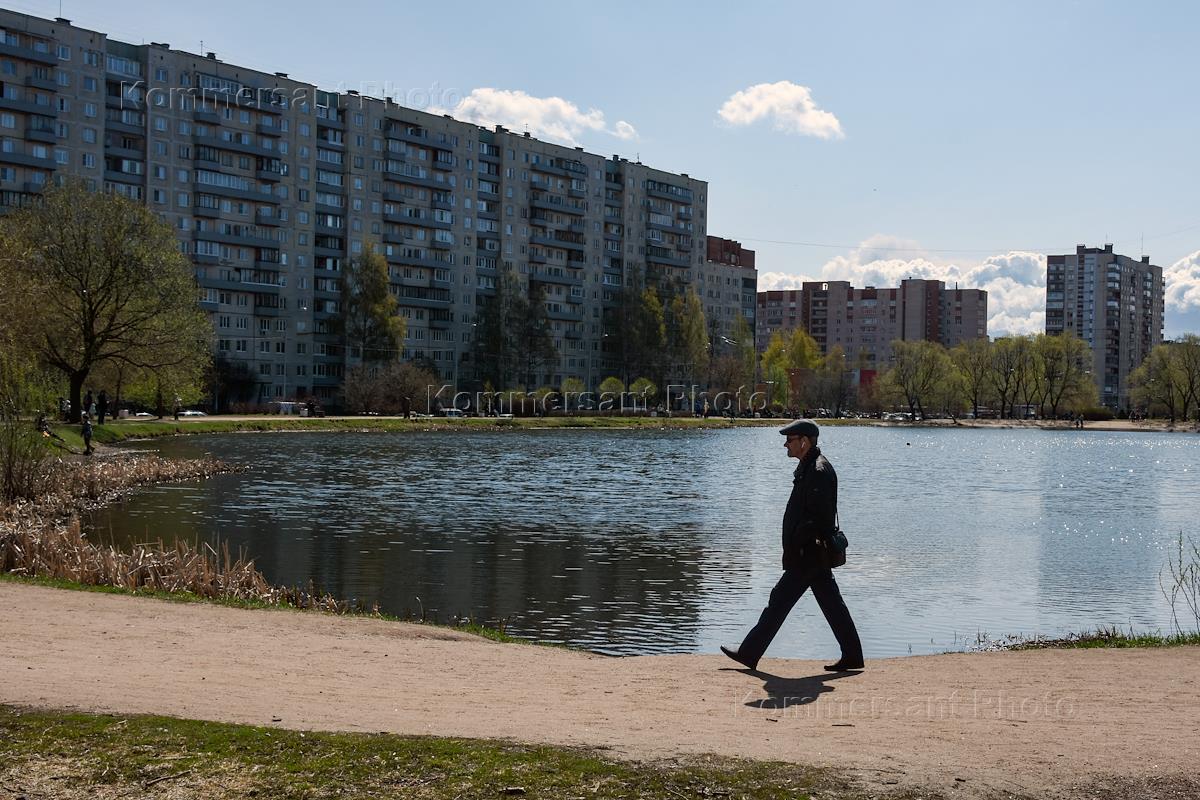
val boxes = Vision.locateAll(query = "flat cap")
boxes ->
[778,418,819,438]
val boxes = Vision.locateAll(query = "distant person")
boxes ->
[83,390,94,418]
[57,396,69,421]
[721,419,864,672]
[97,390,108,425]
[81,413,94,455]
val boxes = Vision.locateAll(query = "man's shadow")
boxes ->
[723,667,859,709]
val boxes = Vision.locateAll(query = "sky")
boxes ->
[14,0,1199,338]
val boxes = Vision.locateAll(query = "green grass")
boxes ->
[1002,625,1200,651]
[0,704,860,799]
[44,414,779,445]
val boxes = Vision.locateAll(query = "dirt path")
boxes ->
[3,582,1197,798]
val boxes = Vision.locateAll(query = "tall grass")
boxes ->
[0,454,377,614]
[1161,532,1200,636]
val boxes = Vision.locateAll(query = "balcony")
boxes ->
[646,252,692,269]
[0,42,58,66]
[256,168,282,182]
[23,74,57,91]
[193,132,271,158]
[103,169,144,185]
[530,271,583,287]
[256,122,280,137]
[193,180,274,204]
[23,127,56,144]
[193,109,220,126]
[255,211,282,227]
[0,95,52,115]
[0,149,54,169]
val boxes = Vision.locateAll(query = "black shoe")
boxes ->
[720,645,759,670]
[823,658,865,671]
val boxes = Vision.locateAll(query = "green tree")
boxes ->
[988,337,1026,419]
[472,270,523,389]
[560,376,585,410]
[760,328,820,407]
[629,377,657,408]
[1037,332,1092,418]
[951,337,993,419]
[0,179,211,422]
[667,287,708,386]
[1172,335,1200,423]
[1129,344,1183,422]
[338,245,404,364]
[630,287,667,386]
[808,346,852,416]
[887,340,955,419]
[730,313,757,390]
[515,281,558,386]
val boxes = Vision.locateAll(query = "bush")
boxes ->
[1080,406,1116,421]
[0,415,50,503]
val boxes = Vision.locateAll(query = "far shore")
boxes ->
[45,412,1198,449]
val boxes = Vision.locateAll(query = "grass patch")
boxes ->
[1000,625,1200,651]
[45,414,799,445]
[0,704,860,800]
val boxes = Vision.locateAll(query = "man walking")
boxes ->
[721,419,864,671]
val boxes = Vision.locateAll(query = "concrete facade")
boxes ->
[756,279,987,364]
[1045,244,1164,410]
[0,10,709,404]
[698,236,756,355]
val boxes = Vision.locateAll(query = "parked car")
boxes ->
[179,409,207,417]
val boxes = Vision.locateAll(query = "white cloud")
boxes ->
[1164,249,1200,311]
[759,236,1048,337]
[758,270,817,290]
[431,88,637,147]
[717,81,844,139]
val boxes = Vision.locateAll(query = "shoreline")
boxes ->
[48,413,1196,449]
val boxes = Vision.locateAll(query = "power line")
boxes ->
[733,237,1070,256]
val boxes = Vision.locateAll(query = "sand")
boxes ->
[3,581,1198,798]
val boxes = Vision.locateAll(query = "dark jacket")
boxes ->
[781,446,838,571]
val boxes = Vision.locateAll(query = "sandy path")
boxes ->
[3,582,1197,798]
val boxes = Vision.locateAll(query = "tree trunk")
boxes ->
[68,370,87,423]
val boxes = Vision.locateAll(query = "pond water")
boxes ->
[86,426,1198,658]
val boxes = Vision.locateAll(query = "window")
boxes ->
[81,153,96,168]
[83,76,97,92]
[83,103,97,118]
[57,44,70,60]
[155,67,168,82]
[0,113,14,129]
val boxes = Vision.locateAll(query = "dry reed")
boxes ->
[0,453,365,615]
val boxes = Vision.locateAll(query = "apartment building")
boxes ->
[0,10,708,404]
[756,279,987,365]
[1045,244,1164,410]
[698,236,756,353]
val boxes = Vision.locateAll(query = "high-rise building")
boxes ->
[756,279,987,365]
[0,10,709,405]
[1045,244,1164,410]
[698,236,756,354]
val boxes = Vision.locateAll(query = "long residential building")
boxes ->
[1045,244,1164,410]
[756,279,987,365]
[699,236,757,353]
[0,9,709,404]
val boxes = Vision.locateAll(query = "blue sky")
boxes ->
[17,0,1199,337]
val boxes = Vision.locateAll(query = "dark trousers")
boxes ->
[739,567,862,664]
